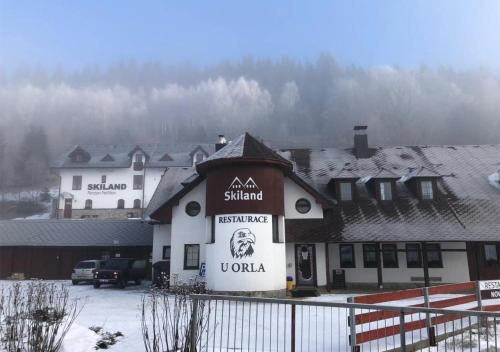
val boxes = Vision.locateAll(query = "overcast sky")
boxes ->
[1,0,500,71]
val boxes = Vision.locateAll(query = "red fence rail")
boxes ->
[350,281,482,345]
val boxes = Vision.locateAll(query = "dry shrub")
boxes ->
[141,281,209,352]
[0,281,81,352]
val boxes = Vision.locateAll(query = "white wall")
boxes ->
[206,214,286,292]
[328,242,470,285]
[283,177,323,219]
[152,224,172,263]
[58,163,165,210]
[286,242,328,287]
[170,180,207,283]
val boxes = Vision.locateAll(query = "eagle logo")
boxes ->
[230,228,256,259]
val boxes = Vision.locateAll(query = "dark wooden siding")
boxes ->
[467,242,500,281]
[0,246,152,280]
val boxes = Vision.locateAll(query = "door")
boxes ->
[295,244,317,286]
[64,198,72,218]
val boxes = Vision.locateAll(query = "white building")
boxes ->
[51,142,218,219]
[145,129,500,295]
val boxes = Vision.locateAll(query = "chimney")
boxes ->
[353,125,370,158]
[215,134,227,151]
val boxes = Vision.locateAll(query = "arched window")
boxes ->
[85,199,92,209]
[117,199,125,209]
[133,199,141,209]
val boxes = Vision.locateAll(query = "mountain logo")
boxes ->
[224,177,263,201]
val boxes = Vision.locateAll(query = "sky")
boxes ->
[1,0,500,71]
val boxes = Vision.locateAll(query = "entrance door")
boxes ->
[295,244,317,286]
[64,199,72,218]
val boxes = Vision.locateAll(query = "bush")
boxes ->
[141,281,209,352]
[0,281,81,352]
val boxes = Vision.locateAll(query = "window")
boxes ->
[272,215,280,243]
[382,244,399,268]
[185,201,201,216]
[379,181,392,201]
[339,244,355,268]
[184,244,200,270]
[210,216,215,243]
[117,199,125,209]
[427,243,443,268]
[133,199,141,209]
[133,175,143,190]
[101,175,106,183]
[72,176,82,190]
[406,243,422,268]
[194,152,204,165]
[484,244,498,266]
[339,182,353,201]
[135,153,143,163]
[84,199,92,210]
[162,246,171,260]
[295,198,311,214]
[363,243,378,268]
[421,181,434,200]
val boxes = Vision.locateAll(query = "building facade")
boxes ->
[146,129,500,295]
[51,143,215,219]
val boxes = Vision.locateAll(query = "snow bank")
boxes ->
[61,324,99,352]
[488,171,500,190]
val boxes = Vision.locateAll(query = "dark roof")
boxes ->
[279,144,500,242]
[197,133,292,174]
[145,167,199,218]
[0,220,153,247]
[51,143,215,169]
[148,138,500,243]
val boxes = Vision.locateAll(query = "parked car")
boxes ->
[93,258,146,289]
[71,260,106,285]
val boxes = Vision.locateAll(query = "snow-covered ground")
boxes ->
[1,281,498,352]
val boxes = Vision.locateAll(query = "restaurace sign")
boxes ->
[224,177,263,201]
[479,280,500,300]
[217,215,267,274]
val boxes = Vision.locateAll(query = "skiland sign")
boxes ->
[224,177,263,201]
[87,183,127,195]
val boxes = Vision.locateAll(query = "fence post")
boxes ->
[399,309,406,352]
[190,297,199,352]
[423,286,436,346]
[347,297,359,352]
[291,304,296,352]
[475,280,483,311]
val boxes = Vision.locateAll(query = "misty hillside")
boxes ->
[1,54,500,190]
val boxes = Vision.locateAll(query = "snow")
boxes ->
[13,211,51,220]
[488,171,500,191]
[1,281,499,352]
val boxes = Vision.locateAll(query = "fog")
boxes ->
[1,54,500,187]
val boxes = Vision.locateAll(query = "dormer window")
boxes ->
[68,146,91,163]
[339,182,353,201]
[421,180,434,200]
[379,181,393,201]
[194,152,205,165]
[135,154,143,163]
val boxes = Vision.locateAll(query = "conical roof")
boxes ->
[196,133,292,174]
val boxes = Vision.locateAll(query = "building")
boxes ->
[51,142,216,219]
[146,128,500,294]
[0,219,153,279]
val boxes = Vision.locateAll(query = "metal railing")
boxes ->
[189,294,500,352]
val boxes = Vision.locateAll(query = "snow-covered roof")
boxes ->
[51,143,215,169]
